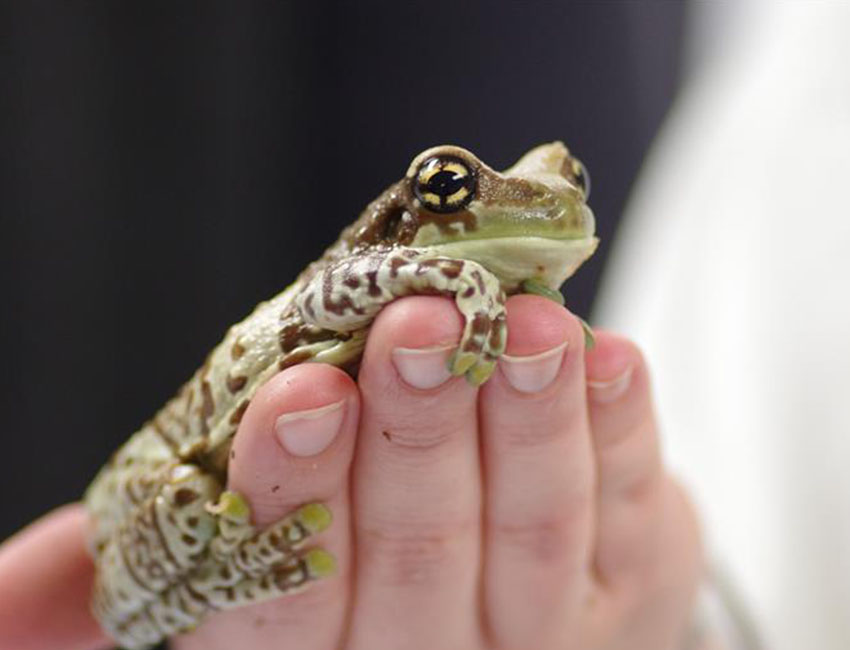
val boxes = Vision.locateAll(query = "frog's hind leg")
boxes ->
[101,500,334,649]
[92,464,223,637]
[91,460,335,649]
[185,503,335,610]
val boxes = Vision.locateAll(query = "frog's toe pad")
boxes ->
[450,310,507,386]
[304,548,337,579]
[448,350,478,377]
[206,490,251,523]
[295,503,332,535]
[465,359,497,386]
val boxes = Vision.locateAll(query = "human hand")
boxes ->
[0,295,702,650]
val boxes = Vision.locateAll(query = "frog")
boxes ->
[83,141,598,649]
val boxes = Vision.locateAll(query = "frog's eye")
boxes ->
[413,155,477,214]
[571,158,591,199]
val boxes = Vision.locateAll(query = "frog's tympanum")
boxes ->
[84,142,598,648]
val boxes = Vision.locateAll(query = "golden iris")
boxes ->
[414,156,476,213]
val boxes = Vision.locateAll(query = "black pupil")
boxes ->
[426,169,466,197]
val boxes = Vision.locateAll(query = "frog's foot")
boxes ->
[201,547,337,609]
[215,502,332,578]
[92,466,335,650]
[520,277,565,306]
[449,268,508,386]
[294,250,509,385]
[202,490,253,559]
[106,547,336,650]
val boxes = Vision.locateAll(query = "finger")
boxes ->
[479,295,595,649]
[585,331,665,583]
[348,296,482,650]
[0,504,112,650]
[174,363,359,650]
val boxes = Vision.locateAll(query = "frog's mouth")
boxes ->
[429,234,598,293]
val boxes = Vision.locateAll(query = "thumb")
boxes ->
[0,503,112,650]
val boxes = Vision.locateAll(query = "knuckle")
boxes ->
[377,421,458,452]
[489,505,591,565]
[498,421,564,450]
[496,400,588,451]
[368,405,471,454]
[598,423,661,500]
[360,521,474,587]
[596,402,655,450]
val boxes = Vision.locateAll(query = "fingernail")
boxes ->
[275,400,345,457]
[499,341,568,393]
[392,344,456,389]
[587,366,633,403]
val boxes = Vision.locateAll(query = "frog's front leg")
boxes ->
[295,248,507,385]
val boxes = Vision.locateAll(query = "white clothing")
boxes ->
[595,3,850,649]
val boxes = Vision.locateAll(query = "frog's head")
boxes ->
[347,142,597,293]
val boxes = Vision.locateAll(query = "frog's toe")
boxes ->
[206,490,251,523]
[295,502,333,535]
[577,315,596,350]
[202,547,338,610]
[448,349,479,377]
[303,547,337,579]
[465,359,497,386]
[450,308,508,385]
[465,317,506,385]
[487,313,508,358]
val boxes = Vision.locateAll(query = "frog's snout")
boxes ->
[503,142,596,240]
[506,142,588,200]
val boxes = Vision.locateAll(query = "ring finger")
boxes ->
[479,295,596,649]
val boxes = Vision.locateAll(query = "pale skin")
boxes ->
[0,295,702,650]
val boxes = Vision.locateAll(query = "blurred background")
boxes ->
[3,2,849,649]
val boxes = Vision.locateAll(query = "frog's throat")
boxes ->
[427,235,598,293]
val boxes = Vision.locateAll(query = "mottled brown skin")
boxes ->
[83,142,597,649]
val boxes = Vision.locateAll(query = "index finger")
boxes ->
[0,504,111,650]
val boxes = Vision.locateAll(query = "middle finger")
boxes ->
[348,297,482,650]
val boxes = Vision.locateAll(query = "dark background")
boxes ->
[0,2,685,543]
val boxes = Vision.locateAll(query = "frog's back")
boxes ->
[85,284,308,549]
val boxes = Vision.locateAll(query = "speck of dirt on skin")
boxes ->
[271,485,280,493]
[230,449,236,460]
[382,430,392,441]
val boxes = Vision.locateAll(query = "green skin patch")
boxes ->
[206,490,251,522]
[578,317,596,350]
[296,503,333,534]
[304,548,337,578]
[521,278,565,306]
